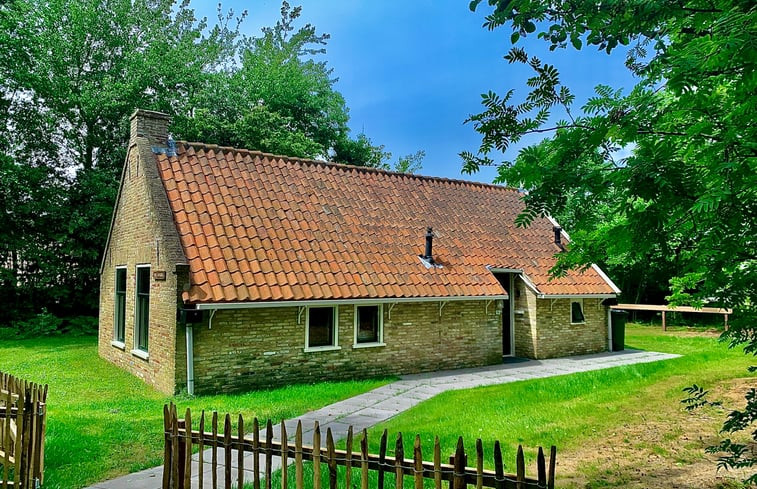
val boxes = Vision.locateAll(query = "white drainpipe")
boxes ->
[185,324,195,395]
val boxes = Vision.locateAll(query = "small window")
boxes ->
[135,266,150,352]
[571,300,585,324]
[307,306,338,349]
[114,268,126,343]
[355,305,383,346]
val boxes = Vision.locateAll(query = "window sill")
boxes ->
[111,340,126,350]
[304,345,342,353]
[352,342,386,349]
[570,321,586,325]
[131,349,150,360]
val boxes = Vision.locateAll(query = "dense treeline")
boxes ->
[0,0,420,333]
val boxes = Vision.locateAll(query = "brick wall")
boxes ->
[512,276,608,359]
[188,300,503,394]
[98,111,186,395]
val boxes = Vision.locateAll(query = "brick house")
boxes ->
[98,109,620,395]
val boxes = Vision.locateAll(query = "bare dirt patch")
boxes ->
[556,378,754,488]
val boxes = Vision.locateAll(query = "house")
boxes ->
[98,109,620,395]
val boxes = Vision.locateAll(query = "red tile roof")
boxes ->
[155,143,617,304]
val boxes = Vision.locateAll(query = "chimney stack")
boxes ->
[130,109,171,148]
[424,227,434,263]
[553,226,564,250]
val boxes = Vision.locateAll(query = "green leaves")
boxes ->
[466,2,757,481]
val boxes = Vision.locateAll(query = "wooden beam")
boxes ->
[610,304,732,314]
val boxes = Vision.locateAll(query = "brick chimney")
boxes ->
[130,109,171,147]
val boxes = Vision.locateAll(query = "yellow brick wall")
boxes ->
[98,123,186,395]
[512,277,608,359]
[188,300,503,394]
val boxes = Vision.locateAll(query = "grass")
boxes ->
[357,324,755,487]
[0,336,390,489]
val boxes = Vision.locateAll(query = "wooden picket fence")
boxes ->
[0,371,48,489]
[163,404,556,489]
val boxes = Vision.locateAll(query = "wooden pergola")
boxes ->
[610,304,732,331]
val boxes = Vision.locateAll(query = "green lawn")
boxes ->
[0,336,390,489]
[358,324,755,487]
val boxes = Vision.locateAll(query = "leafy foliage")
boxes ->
[466,0,756,481]
[0,0,421,330]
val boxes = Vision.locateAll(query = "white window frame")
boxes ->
[353,303,385,348]
[570,299,585,324]
[132,264,151,359]
[111,266,127,349]
[304,305,341,352]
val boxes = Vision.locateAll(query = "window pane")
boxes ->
[571,301,584,323]
[308,307,334,347]
[115,269,126,342]
[116,268,126,293]
[136,267,150,351]
[137,267,150,294]
[356,305,379,343]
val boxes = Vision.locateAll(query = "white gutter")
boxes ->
[535,293,617,299]
[194,295,507,310]
[185,325,195,395]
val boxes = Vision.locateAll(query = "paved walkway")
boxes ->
[86,349,678,489]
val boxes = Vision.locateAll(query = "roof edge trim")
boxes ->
[194,295,508,310]
[535,294,618,299]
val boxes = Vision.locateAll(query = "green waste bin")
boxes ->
[611,310,628,351]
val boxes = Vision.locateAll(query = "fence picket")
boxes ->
[453,437,465,489]
[476,438,484,489]
[238,414,245,489]
[184,408,192,489]
[345,426,353,489]
[224,414,232,489]
[537,447,546,488]
[253,417,260,489]
[280,420,288,489]
[312,422,321,489]
[493,441,504,489]
[326,428,337,489]
[413,434,423,489]
[395,432,404,489]
[198,412,205,489]
[265,419,273,489]
[163,405,172,489]
[516,445,525,489]
[172,405,180,489]
[377,429,387,489]
[360,430,369,489]
[13,385,23,489]
[211,412,218,489]
[433,436,442,489]
[295,421,303,489]
[548,446,556,489]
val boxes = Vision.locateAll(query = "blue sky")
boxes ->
[194,1,636,183]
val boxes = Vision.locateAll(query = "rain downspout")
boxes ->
[185,325,195,395]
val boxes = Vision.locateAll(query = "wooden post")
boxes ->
[414,435,424,489]
[238,414,245,489]
[360,430,369,489]
[724,314,729,331]
[433,437,442,489]
[281,420,288,489]
[378,430,387,489]
[162,405,172,489]
[548,446,557,489]
[253,417,260,489]
[493,441,504,489]
[265,419,273,489]
[295,421,304,489]
[212,412,218,489]
[516,445,525,489]
[475,438,484,489]
[224,414,232,489]
[395,432,404,489]
[452,437,466,489]
[313,422,321,489]
[326,428,337,489]
[183,408,192,489]
[537,447,546,488]
[662,310,666,331]
[345,426,353,489]
[198,411,205,489]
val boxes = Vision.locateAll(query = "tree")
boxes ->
[464,0,756,482]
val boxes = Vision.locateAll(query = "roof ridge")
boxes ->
[176,141,521,193]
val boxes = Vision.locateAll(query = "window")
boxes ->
[135,265,150,352]
[306,306,338,350]
[354,305,383,347]
[571,300,585,324]
[114,267,126,343]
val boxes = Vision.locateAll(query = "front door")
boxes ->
[495,273,514,356]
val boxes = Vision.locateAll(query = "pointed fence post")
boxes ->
[453,437,466,489]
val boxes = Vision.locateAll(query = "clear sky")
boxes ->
[193,1,636,183]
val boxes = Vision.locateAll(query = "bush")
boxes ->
[13,309,62,337]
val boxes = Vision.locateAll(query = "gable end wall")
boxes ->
[98,139,186,395]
